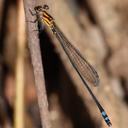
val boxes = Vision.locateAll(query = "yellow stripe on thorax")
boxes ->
[42,11,54,28]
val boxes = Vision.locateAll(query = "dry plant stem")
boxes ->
[23,0,51,128]
[14,0,25,128]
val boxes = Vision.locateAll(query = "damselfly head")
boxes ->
[34,6,43,12]
[34,5,49,13]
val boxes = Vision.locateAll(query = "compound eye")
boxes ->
[43,4,49,10]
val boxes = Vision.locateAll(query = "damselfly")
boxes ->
[29,4,112,127]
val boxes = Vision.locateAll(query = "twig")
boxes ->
[23,0,51,128]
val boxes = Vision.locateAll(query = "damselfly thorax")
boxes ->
[34,5,55,30]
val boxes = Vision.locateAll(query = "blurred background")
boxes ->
[0,0,128,128]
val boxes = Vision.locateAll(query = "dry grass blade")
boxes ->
[14,0,26,128]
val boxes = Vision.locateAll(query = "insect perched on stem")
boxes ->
[29,4,112,127]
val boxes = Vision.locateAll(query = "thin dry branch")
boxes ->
[23,0,51,128]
